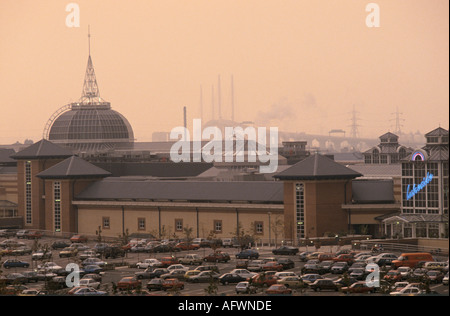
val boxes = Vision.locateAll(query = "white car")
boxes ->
[229,269,257,280]
[136,258,162,269]
[78,278,101,289]
[167,264,189,272]
[390,287,423,296]
[397,266,412,279]
[443,273,449,285]
[38,262,63,272]
[235,281,257,294]
[274,271,297,279]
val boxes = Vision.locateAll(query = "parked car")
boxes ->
[160,256,179,267]
[262,261,284,272]
[318,253,335,262]
[70,234,88,243]
[299,251,314,262]
[301,274,324,285]
[384,270,403,282]
[219,273,246,285]
[51,240,71,250]
[333,254,354,264]
[203,251,231,263]
[174,242,200,251]
[277,258,295,270]
[341,281,375,294]
[79,250,100,261]
[442,272,449,285]
[350,268,366,280]
[147,278,164,291]
[117,277,141,291]
[236,249,259,259]
[82,258,106,267]
[390,286,423,296]
[59,247,78,258]
[397,266,413,279]
[78,278,101,289]
[0,229,17,238]
[179,254,203,266]
[195,265,220,273]
[277,276,303,289]
[235,281,257,294]
[247,260,265,272]
[3,259,30,269]
[82,265,103,274]
[187,271,220,283]
[265,284,292,295]
[331,262,349,274]
[310,279,339,292]
[229,269,257,280]
[161,269,188,280]
[272,246,299,256]
[15,230,30,239]
[25,231,43,240]
[392,253,434,269]
[162,278,184,291]
[136,258,163,269]
[426,270,445,283]
[253,272,278,286]
[71,287,107,296]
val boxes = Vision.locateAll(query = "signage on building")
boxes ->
[411,151,425,161]
[406,172,434,200]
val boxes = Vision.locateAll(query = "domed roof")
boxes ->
[48,104,134,143]
[44,49,134,152]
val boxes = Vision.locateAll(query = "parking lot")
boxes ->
[0,231,448,296]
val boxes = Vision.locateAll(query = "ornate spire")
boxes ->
[81,26,100,100]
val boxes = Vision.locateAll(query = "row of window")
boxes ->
[101,217,265,235]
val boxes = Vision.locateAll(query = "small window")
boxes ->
[138,218,146,231]
[214,220,222,233]
[255,221,264,235]
[175,219,183,232]
[102,217,110,229]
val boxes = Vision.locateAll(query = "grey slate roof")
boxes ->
[75,179,284,203]
[10,139,74,160]
[352,179,395,204]
[36,156,111,179]
[348,164,401,177]
[92,162,214,178]
[0,148,16,165]
[425,127,448,137]
[273,154,362,180]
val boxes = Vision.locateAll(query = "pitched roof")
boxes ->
[75,179,284,203]
[36,156,111,179]
[10,139,73,160]
[273,154,362,180]
[425,127,448,137]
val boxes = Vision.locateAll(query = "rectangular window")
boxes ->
[138,218,145,231]
[255,221,264,235]
[102,217,110,229]
[175,219,183,232]
[53,181,61,232]
[295,183,305,239]
[214,220,222,233]
[25,161,32,225]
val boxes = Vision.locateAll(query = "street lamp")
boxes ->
[268,212,272,248]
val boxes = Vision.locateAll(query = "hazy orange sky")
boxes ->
[0,0,448,144]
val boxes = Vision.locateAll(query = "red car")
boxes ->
[160,256,179,267]
[162,278,185,291]
[265,284,292,295]
[341,281,375,294]
[70,234,88,243]
[203,251,231,263]
[25,231,43,240]
[251,274,278,287]
[117,277,142,291]
[384,270,403,282]
[332,254,354,264]
[262,261,284,272]
[174,242,200,251]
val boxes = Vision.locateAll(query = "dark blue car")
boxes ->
[235,249,259,259]
[3,259,30,269]
[82,265,103,274]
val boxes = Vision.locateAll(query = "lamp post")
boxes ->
[268,212,272,248]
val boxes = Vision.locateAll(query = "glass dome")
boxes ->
[48,103,134,152]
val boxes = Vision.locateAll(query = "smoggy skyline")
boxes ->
[0,0,448,145]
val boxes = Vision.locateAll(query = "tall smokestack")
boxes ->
[200,86,203,122]
[231,74,234,122]
[211,85,215,120]
[183,106,187,140]
[218,75,222,119]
